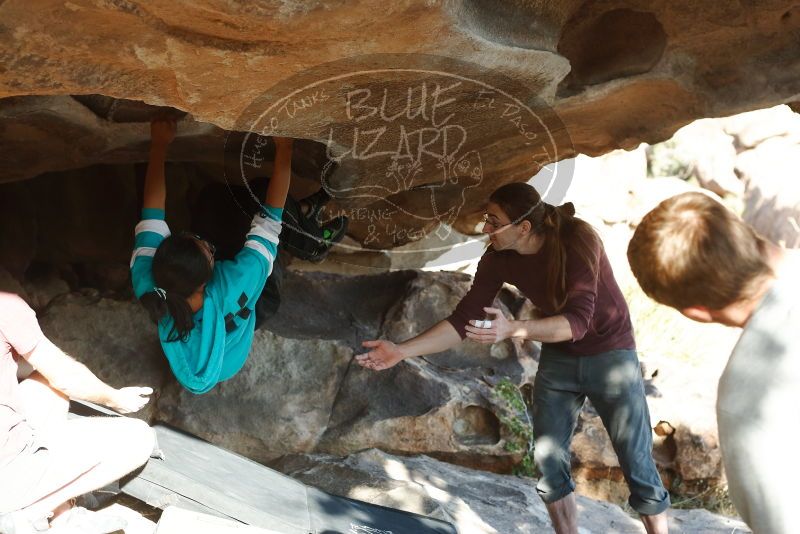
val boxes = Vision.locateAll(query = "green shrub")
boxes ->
[491,378,538,477]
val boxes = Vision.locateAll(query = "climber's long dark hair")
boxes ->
[489,182,601,312]
[138,235,213,342]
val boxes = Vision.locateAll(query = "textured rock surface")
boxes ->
[28,264,740,496]
[33,270,538,468]
[156,330,355,462]
[640,104,800,249]
[669,120,743,197]
[176,269,539,468]
[274,449,750,534]
[3,0,798,149]
[37,292,171,422]
[731,108,800,248]
[0,158,336,285]
[646,353,735,488]
[2,0,800,248]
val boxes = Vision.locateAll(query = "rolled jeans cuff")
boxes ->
[630,492,671,516]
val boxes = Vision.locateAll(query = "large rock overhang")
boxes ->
[1,0,799,250]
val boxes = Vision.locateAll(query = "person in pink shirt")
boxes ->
[0,292,155,533]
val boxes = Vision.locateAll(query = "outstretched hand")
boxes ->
[464,306,512,344]
[150,118,177,146]
[356,340,406,371]
[107,386,154,414]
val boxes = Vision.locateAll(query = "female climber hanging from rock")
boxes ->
[356,182,670,534]
[130,119,345,394]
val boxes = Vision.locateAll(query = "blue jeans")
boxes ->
[532,347,670,515]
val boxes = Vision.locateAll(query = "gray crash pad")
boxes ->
[70,401,457,534]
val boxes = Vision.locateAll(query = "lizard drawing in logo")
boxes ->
[319,148,484,242]
[406,149,484,239]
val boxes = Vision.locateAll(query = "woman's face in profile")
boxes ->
[482,202,518,250]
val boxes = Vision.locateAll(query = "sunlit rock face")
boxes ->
[32,270,540,470]
[274,449,751,534]
[2,0,799,249]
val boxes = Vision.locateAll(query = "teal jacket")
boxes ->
[130,206,282,394]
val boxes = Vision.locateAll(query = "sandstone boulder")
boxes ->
[645,348,739,489]
[37,292,171,422]
[31,273,742,509]
[2,1,800,250]
[31,269,539,469]
[3,0,798,159]
[561,146,648,225]
[156,330,354,463]
[736,135,800,248]
[571,409,629,504]
[0,267,27,299]
[723,105,800,150]
[670,120,743,198]
[22,266,71,311]
[20,253,756,525]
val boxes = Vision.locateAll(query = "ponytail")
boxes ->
[139,290,168,326]
[490,184,599,312]
[139,234,213,342]
[539,201,598,311]
[139,289,198,342]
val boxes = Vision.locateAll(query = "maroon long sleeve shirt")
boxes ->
[446,240,635,356]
